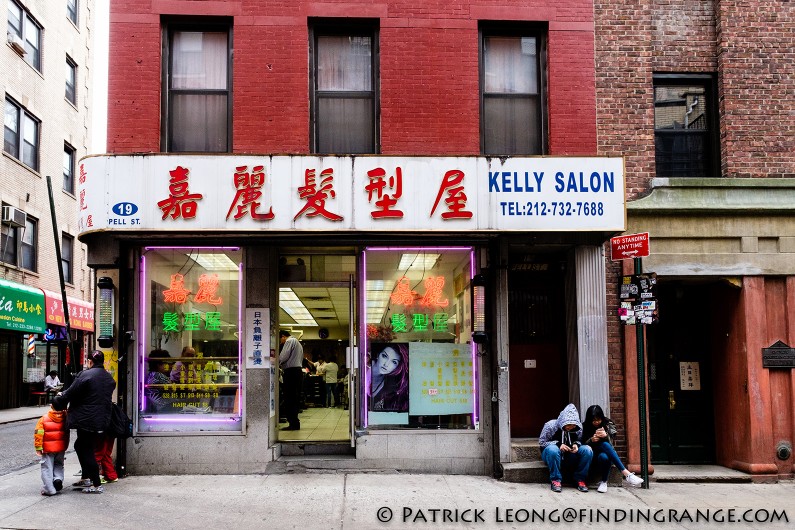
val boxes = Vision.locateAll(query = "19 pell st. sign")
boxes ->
[610,232,650,261]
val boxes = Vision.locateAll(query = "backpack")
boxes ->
[108,403,133,439]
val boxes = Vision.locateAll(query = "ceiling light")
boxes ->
[193,253,239,271]
[279,288,317,326]
[398,253,440,271]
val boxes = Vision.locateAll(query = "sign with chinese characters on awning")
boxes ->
[41,289,95,332]
[77,155,626,235]
[0,278,45,333]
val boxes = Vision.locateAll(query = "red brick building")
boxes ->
[88,0,793,479]
[597,0,795,479]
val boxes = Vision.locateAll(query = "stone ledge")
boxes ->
[629,178,795,214]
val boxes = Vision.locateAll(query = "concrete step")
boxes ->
[502,461,550,483]
[280,441,354,457]
[511,438,541,462]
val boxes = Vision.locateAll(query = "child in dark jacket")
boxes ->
[34,404,69,496]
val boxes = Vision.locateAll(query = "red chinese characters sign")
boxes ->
[42,289,95,332]
[80,155,627,234]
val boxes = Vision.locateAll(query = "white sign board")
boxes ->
[77,155,626,235]
[245,308,269,370]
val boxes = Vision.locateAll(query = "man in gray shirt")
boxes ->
[279,330,303,430]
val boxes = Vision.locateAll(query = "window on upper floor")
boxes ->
[7,1,42,71]
[310,23,378,154]
[64,143,76,194]
[0,208,36,272]
[480,29,545,155]
[66,0,78,25]
[654,75,719,178]
[4,97,40,171]
[66,57,77,104]
[163,24,231,152]
[61,233,73,283]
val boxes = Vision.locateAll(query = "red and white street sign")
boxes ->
[610,232,650,261]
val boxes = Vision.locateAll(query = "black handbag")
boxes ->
[109,403,133,439]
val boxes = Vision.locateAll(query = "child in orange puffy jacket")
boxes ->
[34,403,69,496]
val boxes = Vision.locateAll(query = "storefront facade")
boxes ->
[101,0,618,475]
[79,154,624,474]
[0,278,94,409]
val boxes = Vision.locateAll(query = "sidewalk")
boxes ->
[0,405,49,425]
[2,405,792,529]
[1,459,793,530]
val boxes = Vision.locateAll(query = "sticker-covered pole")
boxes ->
[635,256,649,488]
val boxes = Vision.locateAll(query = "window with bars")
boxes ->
[654,76,718,178]
[310,24,378,154]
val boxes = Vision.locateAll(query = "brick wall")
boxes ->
[715,0,795,179]
[108,1,597,156]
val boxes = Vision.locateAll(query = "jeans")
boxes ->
[326,383,335,407]
[592,441,626,482]
[74,429,101,487]
[40,451,65,495]
[541,444,593,483]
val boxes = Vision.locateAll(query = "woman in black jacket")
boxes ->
[583,404,644,492]
[53,350,116,493]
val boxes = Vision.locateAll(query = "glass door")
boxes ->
[277,252,356,443]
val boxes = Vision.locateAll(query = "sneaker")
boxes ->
[101,477,119,484]
[550,480,562,493]
[72,478,92,488]
[597,481,608,493]
[53,479,63,492]
[577,481,589,492]
[82,485,104,494]
[624,472,644,487]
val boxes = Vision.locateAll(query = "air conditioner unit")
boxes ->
[6,32,26,55]
[1,206,26,228]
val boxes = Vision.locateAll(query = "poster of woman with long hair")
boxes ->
[368,343,409,413]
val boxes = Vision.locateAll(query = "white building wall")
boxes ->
[1,0,94,301]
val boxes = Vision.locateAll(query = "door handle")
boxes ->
[668,390,676,410]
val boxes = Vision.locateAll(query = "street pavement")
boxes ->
[1,406,794,529]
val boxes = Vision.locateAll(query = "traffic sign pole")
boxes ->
[634,257,649,489]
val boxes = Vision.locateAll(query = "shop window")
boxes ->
[66,0,78,25]
[66,57,77,105]
[481,29,544,155]
[138,247,243,433]
[164,24,231,152]
[310,23,378,154]
[1,208,36,272]
[63,144,76,194]
[4,97,40,171]
[363,247,479,430]
[654,75,718,178]
[7,1,42,71]
[61,233,73,283]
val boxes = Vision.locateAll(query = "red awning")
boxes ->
[42,289,95,332]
